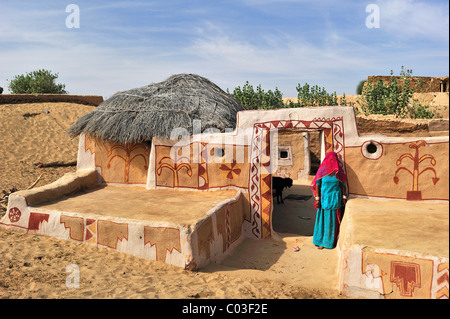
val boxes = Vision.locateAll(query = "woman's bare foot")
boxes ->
[318,246,324,250]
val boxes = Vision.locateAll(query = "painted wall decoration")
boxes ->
[345,140,448,200]
[219,160,241,180]
[97,220,128,249]
[390,261,422,297]
[60,215,84,241]
[249,117,345,239]
[433,262,449,299]
[85,135,150,184]
[194,193,246,265]
[361,250,448,299]
[8,207,21,223]
[216,192,246,252]
[28,212,49,231]
[85,219,97,244]
[144,226,181,262]
[154,143,197,188]
[157,156,193,188]
[207,144,250,189]
[196,216,214,260]
[393,140,440,200]
[197,142,209,190]
[153,142,251,190]
[1,201,191,268]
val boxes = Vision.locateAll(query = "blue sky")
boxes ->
[0,0,448,98]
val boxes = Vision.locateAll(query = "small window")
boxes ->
[277,146,293,165]
[210,147,225,157]
[366,142,378,154]
[361,140,383,160]
[280,150,289,159]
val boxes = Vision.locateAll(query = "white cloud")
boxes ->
[186,23,374,90]
[378,0,449,40]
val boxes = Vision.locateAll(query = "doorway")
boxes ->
[271,130,323,236]
[308,131,322,176]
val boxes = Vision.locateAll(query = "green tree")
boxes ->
[230,81,284,110]
[290,83,339,107]
[7,69,67,94]
[360,66,435,118]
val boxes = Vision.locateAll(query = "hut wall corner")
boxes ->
[77,134,151,186]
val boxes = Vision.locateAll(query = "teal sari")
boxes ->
[313,174,345,249]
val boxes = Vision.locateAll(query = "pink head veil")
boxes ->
[310,151,347,200]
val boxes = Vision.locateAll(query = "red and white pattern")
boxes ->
[249,117,346,239]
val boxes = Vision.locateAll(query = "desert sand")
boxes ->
[0,102,347,299]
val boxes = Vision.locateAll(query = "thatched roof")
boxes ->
[68,74,244,144]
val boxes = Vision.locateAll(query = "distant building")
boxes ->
[365,75,449,93]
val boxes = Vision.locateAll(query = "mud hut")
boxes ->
[68,74,245,185]
[69,73,244,144]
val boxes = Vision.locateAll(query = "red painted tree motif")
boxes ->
[393,140,439,200]
[106,144,148,183]
[157,156,192,188]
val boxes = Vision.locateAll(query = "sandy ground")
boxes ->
[0,102,445,300]
[0,102,94,192]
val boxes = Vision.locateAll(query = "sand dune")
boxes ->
[0,103,95,192]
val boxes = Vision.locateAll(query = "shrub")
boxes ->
[7,69,67,94]
[230,81,284,110]
[291,83,339,107]
[408,101,436,119]
[0,86,3,94]
[360,66,432,118]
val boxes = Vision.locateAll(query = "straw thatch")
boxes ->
[69,74,244,144]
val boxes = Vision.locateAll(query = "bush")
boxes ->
[0,86,3,94]
[290,83,339,107]
[230,81,351,109]
[7,69,67,94]
[360,66,433,118]
[408,101,436,119]
[230,81,284,110]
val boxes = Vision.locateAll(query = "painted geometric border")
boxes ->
[249,117,345,238]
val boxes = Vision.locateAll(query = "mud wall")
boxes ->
[0,94,103,106]
[365,76,449,93]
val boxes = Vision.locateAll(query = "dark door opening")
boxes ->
[309,131,322,176]
[271,130,323,236]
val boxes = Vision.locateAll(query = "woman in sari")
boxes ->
[311,151,347,249]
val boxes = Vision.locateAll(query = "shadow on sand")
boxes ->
[207,182,317,272]
[272,183,316,237]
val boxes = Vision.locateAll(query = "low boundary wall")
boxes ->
[0,170,246,270]
[337,198,449,299]
[0,94,103,106]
